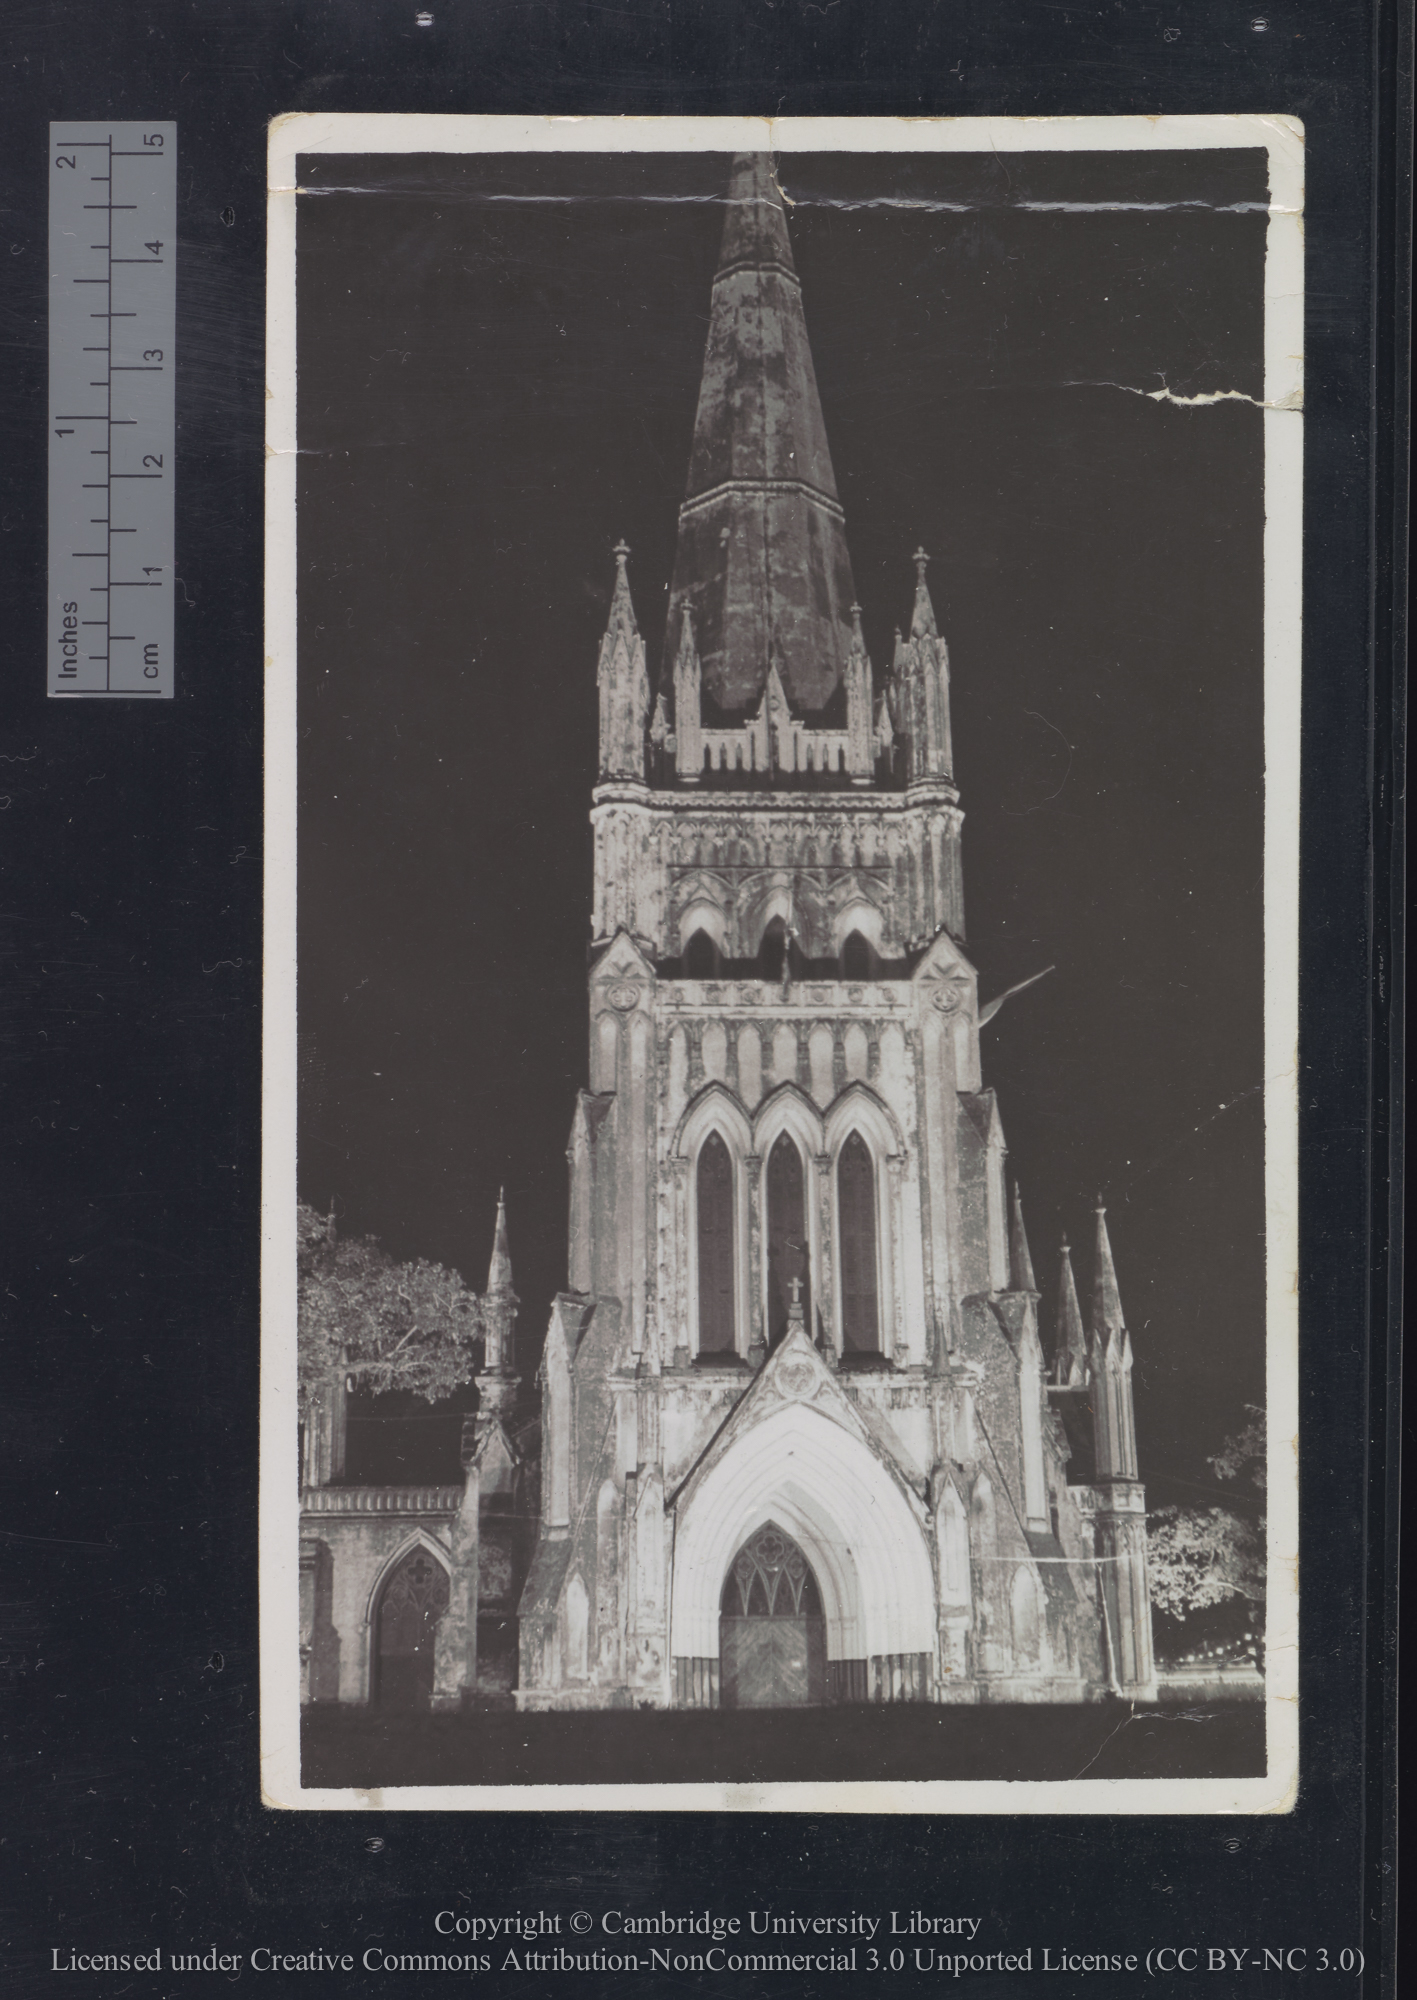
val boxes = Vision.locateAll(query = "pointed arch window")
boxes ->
[837,1131,881,1353]
[757,918,788,983]
[841,930,874,979]
[683,929,719,978]
[766,1133,810,1345]
[696,1132,736,1354]
[718,1525,827,1708]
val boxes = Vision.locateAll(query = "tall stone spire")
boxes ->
[1051,1233,1088,1387]
[664,152,858,718]
[597,540,649,782]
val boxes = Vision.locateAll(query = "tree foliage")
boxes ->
[1208,1407,1265,1492]
[1147,1507,1264,1620]
[297,1202,484,1410]
[1148,1406,1266,1621]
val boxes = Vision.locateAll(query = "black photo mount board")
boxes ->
[0,4,1404,1996]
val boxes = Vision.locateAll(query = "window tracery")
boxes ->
[719,1524,824,1620]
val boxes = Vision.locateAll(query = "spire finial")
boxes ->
[601,536,639,642]
[1053,1228,1088,1385]
[1009,1181,1038,1294]
[1090,1201,1125,1341]
[908,546,940,644]
[487,1186,515,1298]
[608,540,633,606]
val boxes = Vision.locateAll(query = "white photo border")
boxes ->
[262,111,1302,1814]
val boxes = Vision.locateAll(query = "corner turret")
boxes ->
[1088,1203,1138,1480]
[1082,1203,1154,1697]
[597,541,649,782]
[890,548,954,787]
[475,1188,520,1424]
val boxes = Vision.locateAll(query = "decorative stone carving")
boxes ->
[929,968,971,1014]
[777,1358,817,1400]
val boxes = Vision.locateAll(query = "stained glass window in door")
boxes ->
[719,1524,827,1707]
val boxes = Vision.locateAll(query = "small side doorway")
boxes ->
[719,1524,828,1708]
[373,1545,449,1709]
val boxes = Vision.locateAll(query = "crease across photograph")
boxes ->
[262,114,1301,1811]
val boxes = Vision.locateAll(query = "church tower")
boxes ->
[518,154,1155,1709]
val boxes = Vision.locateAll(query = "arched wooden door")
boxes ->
[719,1524,827,1708]
[373,1545,449,1709]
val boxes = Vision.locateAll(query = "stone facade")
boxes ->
[298,1197,528,1709]
[516,154,1156,1710]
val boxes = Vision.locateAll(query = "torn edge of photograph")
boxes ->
[262,112,1301,1813]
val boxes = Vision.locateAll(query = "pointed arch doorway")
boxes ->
[719,1523,828,1708]
[372,1544,449,1709]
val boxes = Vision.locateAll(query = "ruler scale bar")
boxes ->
[49,122,175,698]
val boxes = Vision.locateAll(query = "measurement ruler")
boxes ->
[48,122,175,698]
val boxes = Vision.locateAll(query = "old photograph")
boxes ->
[262,115,1300,1807]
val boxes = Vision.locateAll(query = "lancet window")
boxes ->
[695,1131,736,1354]
[837,1130,881,1353]
[765,1133,810,1344]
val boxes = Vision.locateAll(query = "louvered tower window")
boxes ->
[841,930,873,979]
[683,929,719,977]
[757,918,788,983]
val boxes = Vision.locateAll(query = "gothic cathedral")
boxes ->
[516,154,1155,1710]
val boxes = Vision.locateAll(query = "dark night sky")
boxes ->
[295,145,1268,1499]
